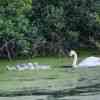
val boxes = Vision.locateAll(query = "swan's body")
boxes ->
[6,62,50,71]
[69,50,100,67]
[27,62,35,70]
[16,64,28,71]
[78,56,100,67]
[33,62,50,69]
[6,65,16,71]
[37,64,50,69]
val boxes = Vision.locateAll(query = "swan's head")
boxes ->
[69,50,77,56]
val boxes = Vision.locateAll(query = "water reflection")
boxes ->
[1,66,100,100]
[54,66,100,100]
[46,67,100,100]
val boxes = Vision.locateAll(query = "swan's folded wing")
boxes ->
[78,56,100,67]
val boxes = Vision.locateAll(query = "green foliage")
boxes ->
[32,0,99,55]
[0,0,100,58]
[0,0,33,58]
[95,13,100,24]
[95,0,100,14]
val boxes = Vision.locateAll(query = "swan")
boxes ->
[6,65,16,71]
[33,62,51,69]
[6,63,34,71]
[38,64,50,69]
[6,62,50,71]
[16,64,29,71]
[69,50,100,67]
[27,62,35,70]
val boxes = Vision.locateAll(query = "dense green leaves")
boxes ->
[32,0,100,54]
[0,0,32,59]
[0,0,99,59]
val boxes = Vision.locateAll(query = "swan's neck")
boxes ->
[72,52,78,67]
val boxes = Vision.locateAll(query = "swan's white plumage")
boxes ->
[78,56,100,67]
[33,62,50,69]
[69,50,100,67]
[6,62,51,71]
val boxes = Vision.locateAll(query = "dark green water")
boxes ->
[48,67,100,100]
[1,67,100,100]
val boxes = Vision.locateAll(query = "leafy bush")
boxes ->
[0,0,33,59]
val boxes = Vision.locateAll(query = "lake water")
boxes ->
[49,66,100,100]
[1,66,100,100]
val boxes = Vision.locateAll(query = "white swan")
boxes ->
[69,50,100,67]
[6,65,16,71]
[27,62,35,70]
[6,62,50,71]
[33,62,51,69]
[16,64,29,71]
